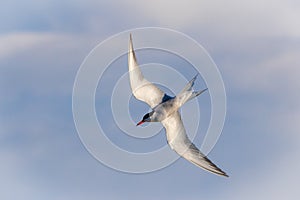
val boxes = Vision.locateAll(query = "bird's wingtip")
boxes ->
[217,169,229,177]
[194,73,199,79]
[220,171,229,177]
[215,167,229,177]
[129,33,134,52]
[202,88,208,93]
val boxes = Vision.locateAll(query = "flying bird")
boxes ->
[128,34,228,177]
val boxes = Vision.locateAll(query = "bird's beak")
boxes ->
[136,120,144,126]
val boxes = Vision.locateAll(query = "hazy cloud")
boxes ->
[1,0,300,199]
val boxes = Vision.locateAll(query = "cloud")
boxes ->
[225,46,300,91]
[122,0,300,38]
[1,0,300,199]
[0,31,100,105]
[222,133,300,200]
[0,32,64,59]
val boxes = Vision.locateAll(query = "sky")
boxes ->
[1,0,300,199]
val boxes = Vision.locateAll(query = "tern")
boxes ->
[128,35,228,177]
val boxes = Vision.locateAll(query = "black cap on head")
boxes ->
[143,113,150,120]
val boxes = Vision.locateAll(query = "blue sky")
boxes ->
[1,0,300,199]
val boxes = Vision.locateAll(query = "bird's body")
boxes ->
[151,98,176,122]
[128,34,228,177]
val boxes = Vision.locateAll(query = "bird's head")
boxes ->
[136,112,153,126]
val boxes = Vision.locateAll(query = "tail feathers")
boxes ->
[176,74,207,107]
[180,74,198,93]
[192,88,208,98]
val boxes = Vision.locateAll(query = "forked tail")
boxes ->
[175,74,207,107]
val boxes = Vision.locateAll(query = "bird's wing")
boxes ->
[128,34,168,108]
[161,111,228,177]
